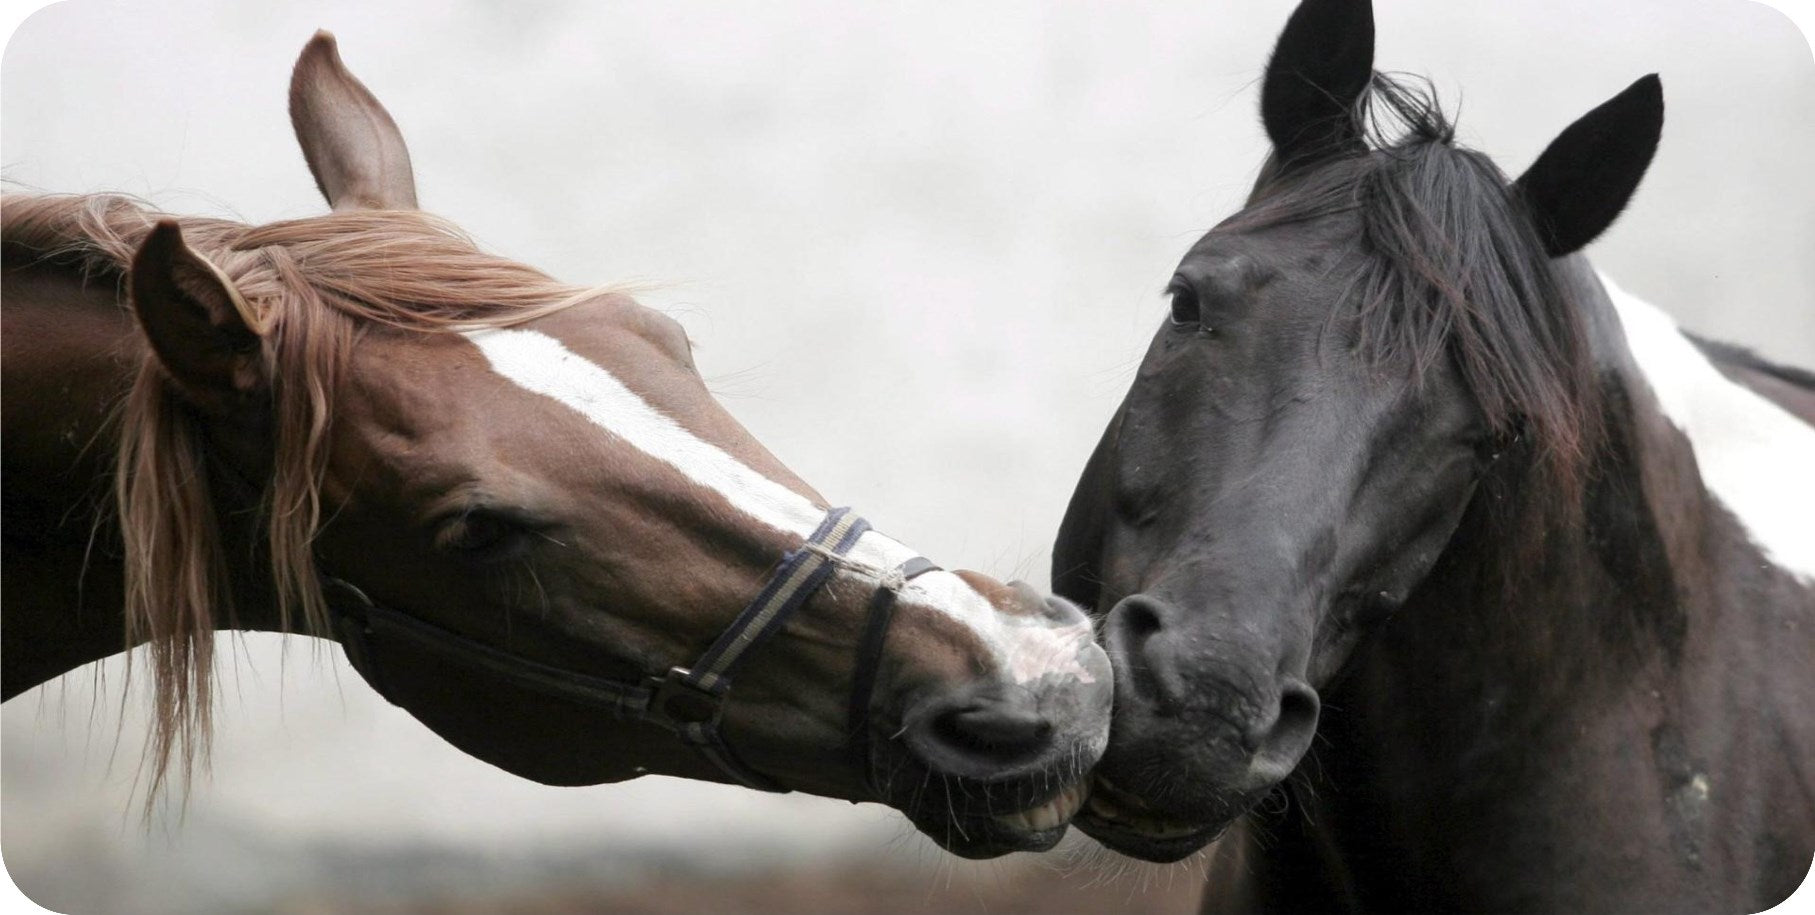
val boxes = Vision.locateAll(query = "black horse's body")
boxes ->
[1055,1,1814,910]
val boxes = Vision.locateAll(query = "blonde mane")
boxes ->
[3,192,601,800]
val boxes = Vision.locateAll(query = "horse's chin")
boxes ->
[1072,773,1235,862]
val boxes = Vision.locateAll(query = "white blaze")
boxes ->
[1601,273,1815,584]
[462,327,1096,684]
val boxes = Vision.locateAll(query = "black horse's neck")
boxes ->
[1242,266,1815,912]
[1,254,280,699]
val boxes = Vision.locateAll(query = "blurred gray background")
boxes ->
[4,1,1811,912]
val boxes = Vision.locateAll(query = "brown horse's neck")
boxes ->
[1,254,278,699]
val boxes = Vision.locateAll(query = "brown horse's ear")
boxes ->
[288,30,419,211]
[130,221,268,411]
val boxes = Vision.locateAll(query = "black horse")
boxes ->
[1055,1,1815,910]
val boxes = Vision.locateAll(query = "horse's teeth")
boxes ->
[1026,801,1061,831]
[993,781,1090,833]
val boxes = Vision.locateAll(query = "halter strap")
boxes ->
[846,555,940,793]
[327,578,652,716]
[326,506,896,794]
[651,507,870,790]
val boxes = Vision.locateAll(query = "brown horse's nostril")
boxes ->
[941,703,1055,750]
[907,692,1059,779]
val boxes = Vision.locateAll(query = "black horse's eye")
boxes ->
[434,510,527,560]
[1168,283,1200,327]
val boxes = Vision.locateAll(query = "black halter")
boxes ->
[324,507,937,793]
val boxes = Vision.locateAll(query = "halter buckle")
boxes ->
[643,667,724,733]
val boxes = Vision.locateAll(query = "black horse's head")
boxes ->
[1055,0,1664,861]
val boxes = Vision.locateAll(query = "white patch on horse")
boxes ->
[1004,619,1098,684]
[463,327,1097,684]
[1601,273,1815,584]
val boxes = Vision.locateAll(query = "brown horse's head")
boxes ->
[103,32,1109,857]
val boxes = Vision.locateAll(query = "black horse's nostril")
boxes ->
[906,692,1059,780]
[1105,594,1165,661]
[1246,680,1320,786]
[1105,594,1189,712]
[1120,597,1163,639]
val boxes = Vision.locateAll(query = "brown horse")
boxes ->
[1,32,1109,859]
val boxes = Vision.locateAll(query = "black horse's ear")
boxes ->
[130,221,269,413]
[1513,75,1664,258]
[1261,0,1376,169]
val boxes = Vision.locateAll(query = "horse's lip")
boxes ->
[944,821,1070,859]
[919,811,1071,859]
[1071,775,1222,861]
[1074,808,1222,862]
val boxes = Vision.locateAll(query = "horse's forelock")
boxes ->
[1230,73,1602,506]
[1214,72,1606,610]
[1353,139,1601,494]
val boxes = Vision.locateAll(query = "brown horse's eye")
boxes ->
[1168,283,1201,328]
[434,510,526,560]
